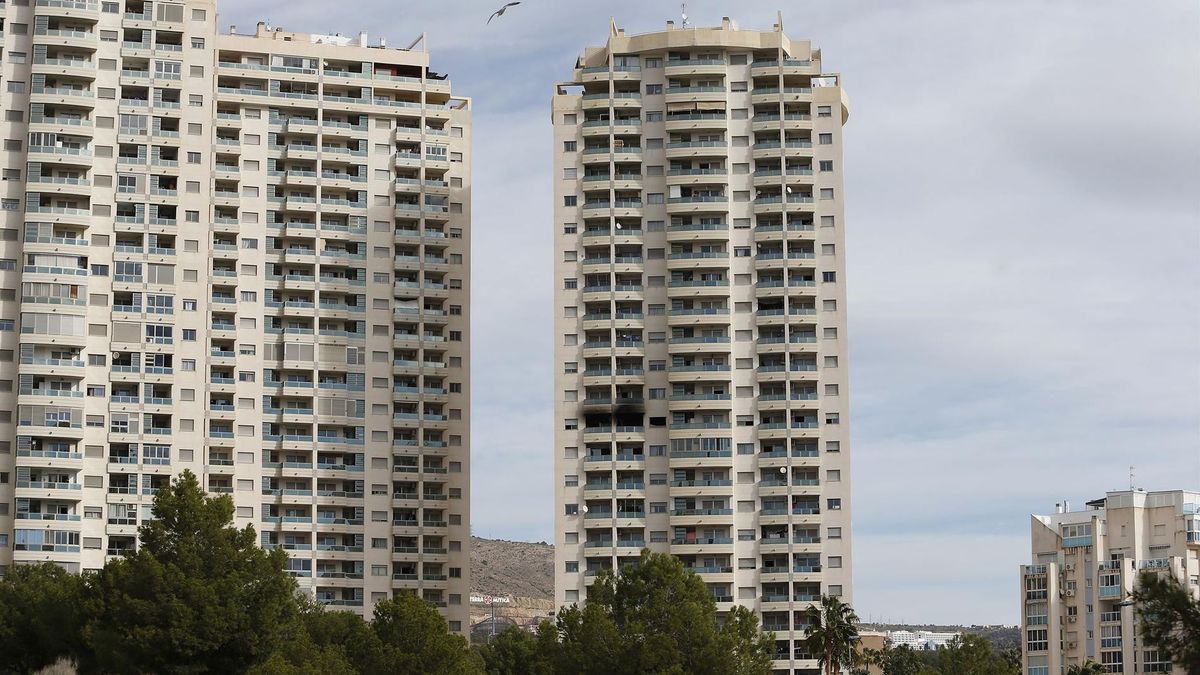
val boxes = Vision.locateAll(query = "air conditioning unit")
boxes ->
[1064,563,1075,572]
[1067,615,1078,623]
[1064,589,1076,597]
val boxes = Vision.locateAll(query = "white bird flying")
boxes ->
[488,1,520,24]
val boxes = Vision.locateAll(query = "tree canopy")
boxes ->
[77,470,299,674]
[477,550,775,675]
[1132,570,1200,672]
[0,562,85,675]
[0,470,481,675]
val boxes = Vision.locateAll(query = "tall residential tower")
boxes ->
[0,1,471,632]
[553,16,852,673]
[1020,490,1200,674]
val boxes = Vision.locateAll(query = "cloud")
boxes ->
[227,0,1200,625]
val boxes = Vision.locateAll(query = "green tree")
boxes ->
[476,626,556,675]
[371,591,483,674]
[1065,661,1105,675]
[0,563,85,674]
[804,595,860,675]
[250,599,375,674]
[77,469,300,674]
[925,634,1017,675]
[1132,570,1200,672]
[546,550,774,675]
[863,644,924,675]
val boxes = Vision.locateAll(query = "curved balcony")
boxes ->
[751,87,812,106]
[32,28,99,51]
[668,452,734,475]
[751,140,813,161]
[752,194,815,215]
[668,538,734,555]
[665,86,726,106]
[752,168,814,188]
[581,91,642,110]
[665,335,731,355]
[665,251,728,271]
[664,221,729,243]
[751,113,813,133]
[667,394,732,413]
[663,111,727,132]
[665,279,729,299]
[666,364,731,384]
[665,167,727,186]
[751,57,816,76]
[664,140,726,160]
[665,58,727,76]
[665,194,729,216]
[36,0,101,19]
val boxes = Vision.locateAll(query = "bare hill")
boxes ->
[470,536,554,600]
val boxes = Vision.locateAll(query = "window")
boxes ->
[820,188,835,200]
[563,141,577,152]
[819,160,834,172]
[817,105,832,118]
[827,498,842,510]
[563,167,577,179]
[562,114,576,124]
[819,133,833,145]
[822,271,837,283]
[645,57,662,68]
[191,37,205,49]
[645,84,662,94]
[828,527,842,539]
[563,196,577,207]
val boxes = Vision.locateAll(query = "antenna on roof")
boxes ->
[1129,465,1135,491]
[681,3,689,28]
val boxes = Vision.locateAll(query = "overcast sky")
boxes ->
[228,0,1200,625]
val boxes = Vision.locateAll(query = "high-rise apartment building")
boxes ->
[0,1,472,632]
[553,16,852,673]
[1019,490,1200,674]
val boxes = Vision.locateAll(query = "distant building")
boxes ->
[886,630,960,651]
[1019,489,1200,675]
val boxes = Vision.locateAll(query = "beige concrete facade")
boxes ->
[0,1,471,633]
[552,16,852,674]
[1019,490,1200,674]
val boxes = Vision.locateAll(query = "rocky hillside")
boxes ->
[470,537,554,600]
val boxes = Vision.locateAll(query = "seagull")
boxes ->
[487,1,520,24]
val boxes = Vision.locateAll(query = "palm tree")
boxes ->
[1066,662,1105,675]
[804,594,860,675]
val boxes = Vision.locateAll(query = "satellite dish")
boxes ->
[581,505,589,513]
[779,466,787,473]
